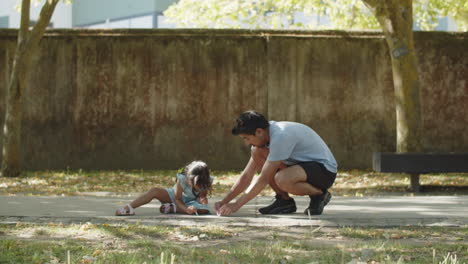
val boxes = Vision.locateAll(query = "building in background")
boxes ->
[0,0,72,28]
[0,0,176,29]
[0,0,460,31]
[71,0,176,28]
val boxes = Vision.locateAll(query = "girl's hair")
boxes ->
[183,161,212,196]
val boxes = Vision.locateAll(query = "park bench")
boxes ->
[372,152,468,192]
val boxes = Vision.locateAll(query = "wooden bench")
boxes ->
[372,152,468,191]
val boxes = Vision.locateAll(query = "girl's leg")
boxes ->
[196,209,210,215]
[159,204,197,214]
[180,201,211,215]
[130,187,172,209]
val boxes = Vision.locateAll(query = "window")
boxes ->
[86,15,153,29]
[0,16,9,28]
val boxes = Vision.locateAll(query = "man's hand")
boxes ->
[215,201,225,213]
[218,203,240,216]
[185,206,197,215]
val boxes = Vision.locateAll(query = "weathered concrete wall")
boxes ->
[0,29,466,170]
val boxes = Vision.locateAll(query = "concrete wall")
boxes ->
[0,29,466,170]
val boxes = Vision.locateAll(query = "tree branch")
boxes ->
[361,0,378,10]
[19,0,30,43]
[27,0,60,51]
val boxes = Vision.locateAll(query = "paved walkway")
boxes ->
[1,195,467,227]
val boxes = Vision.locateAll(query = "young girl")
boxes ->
[115,161,213,216]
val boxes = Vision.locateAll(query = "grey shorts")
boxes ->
[297,162,336,192]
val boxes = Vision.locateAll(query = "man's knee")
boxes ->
[274,170,291,190]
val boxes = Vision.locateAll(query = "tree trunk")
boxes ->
[363,0,422,153]
[1,50,26,177]
[1,0,60,177]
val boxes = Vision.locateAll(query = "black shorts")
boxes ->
[297,162,336,191]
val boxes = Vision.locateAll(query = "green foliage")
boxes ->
[414,0,468,30]
[164,0,467,31]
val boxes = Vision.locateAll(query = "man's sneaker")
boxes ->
[304,191,332,215]
[259,194,297,214]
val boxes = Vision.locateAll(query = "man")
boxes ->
[216,110,337,216]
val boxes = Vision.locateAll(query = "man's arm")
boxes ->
[219,160,282,215]
[217,157,257,207]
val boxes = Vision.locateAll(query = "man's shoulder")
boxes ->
[269,121,318,147]
[270,121,310,133]
[269,122,298,144]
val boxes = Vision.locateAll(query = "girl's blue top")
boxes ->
[173,173,213,200]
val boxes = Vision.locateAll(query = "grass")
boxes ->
[339,226,468,241]
[0,169,467,197]
[1,170,467,263]
[0,223,466,263]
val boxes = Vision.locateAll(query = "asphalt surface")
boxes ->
[1,195,467,227]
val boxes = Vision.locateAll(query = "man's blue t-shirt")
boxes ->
[266,121,338,173]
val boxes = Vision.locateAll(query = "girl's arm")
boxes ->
[197,190,208,205]
[174,181,196,214]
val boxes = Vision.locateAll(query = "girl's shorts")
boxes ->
[164,188,212,213]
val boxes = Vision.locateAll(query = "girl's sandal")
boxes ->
[115,204,135,216]
[160,203,176,214]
